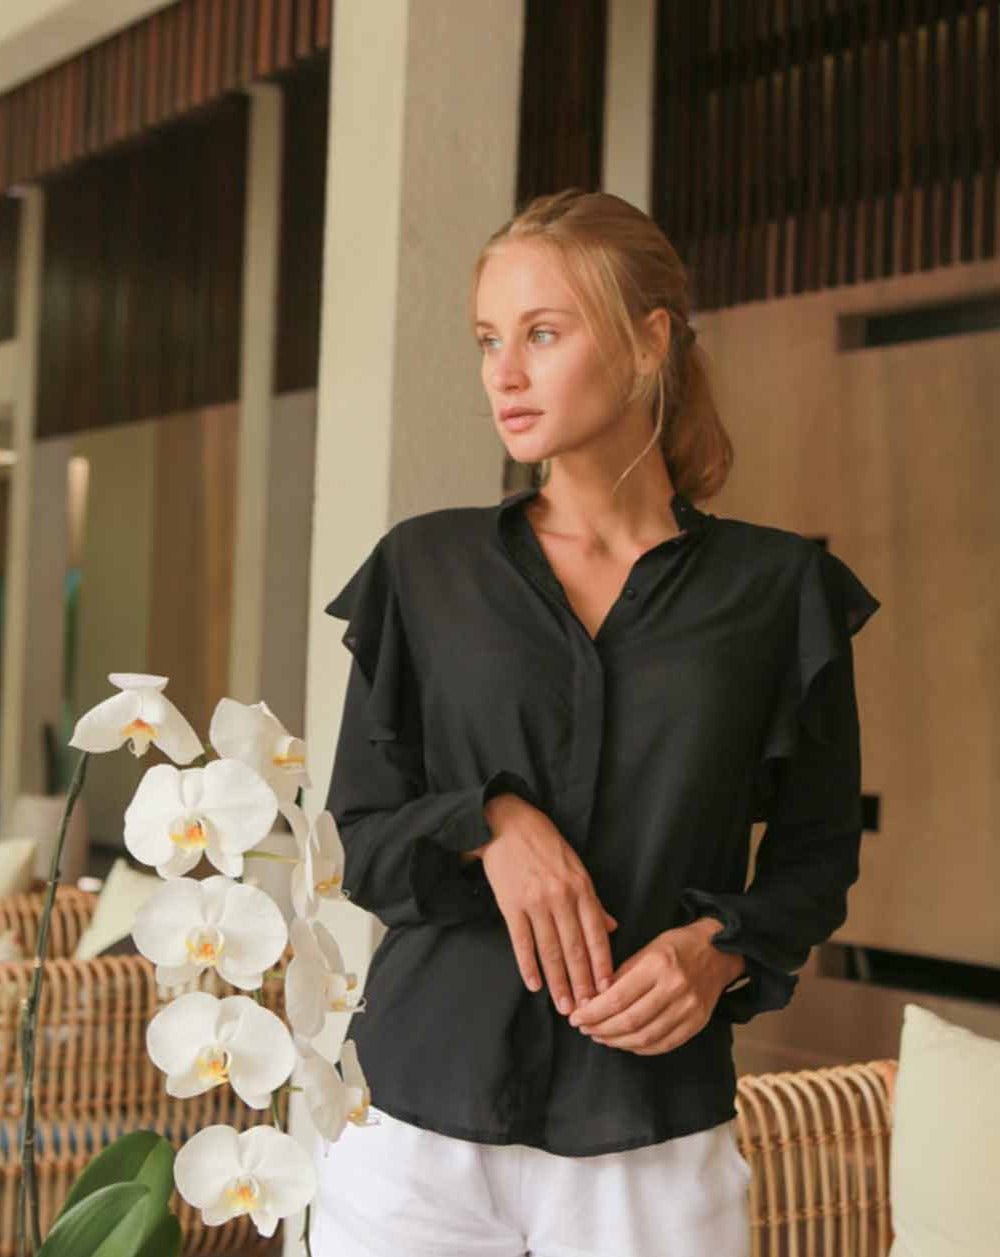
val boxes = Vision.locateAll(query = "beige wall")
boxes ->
[16,434,69,799]
[0,342,15,407]
[70,419,156,846]
[260,390,316,740]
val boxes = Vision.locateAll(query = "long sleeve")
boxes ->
[324,531,539,929]
[678,544,880,1023]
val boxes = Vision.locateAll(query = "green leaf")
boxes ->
[56,1130,177,1256]
[37,1183,149,1257]
[134,1213,182,1257]
[58,1131,173,1220]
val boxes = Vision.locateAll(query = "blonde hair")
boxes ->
[469,188,733,502]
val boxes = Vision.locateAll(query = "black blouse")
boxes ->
[323,485,880,1157]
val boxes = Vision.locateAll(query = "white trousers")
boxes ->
[309,1105,752,1257]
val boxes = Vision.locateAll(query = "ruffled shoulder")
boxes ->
[753,542,880,818]
[324,533,417,756]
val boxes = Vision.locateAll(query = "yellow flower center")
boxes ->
[195,1045,231,1085]
[224,1175,261,1214]
[272,752,305,767]
[170,819,207,851]
[121,717,157,756]
[314,873,342,895]
[185,926,224,967]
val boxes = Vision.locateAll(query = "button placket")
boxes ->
[563,639,605,852]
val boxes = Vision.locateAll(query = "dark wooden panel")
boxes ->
[0,0,333,192]
[0,195,19,340]
[984,0,999,258]
[274,56,329,394]
[36,96,247,439]
[653,0,1000,309]
[517,0,607,207]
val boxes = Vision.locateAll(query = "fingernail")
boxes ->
[558,996,572,1014]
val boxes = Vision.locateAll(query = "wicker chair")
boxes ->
[0,886,287,1256]
[735,1057,897,1257]
[1,887,898,1256]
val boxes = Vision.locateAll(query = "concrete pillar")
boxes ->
[229,83,283,704]
[289,3,525,1249]
[602,0,657,211]
[0,186,44,814]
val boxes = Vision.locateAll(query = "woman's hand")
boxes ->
[566,917,745,1055]
[473,793,619,1015]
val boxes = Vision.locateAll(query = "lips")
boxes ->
[500,408,542,430]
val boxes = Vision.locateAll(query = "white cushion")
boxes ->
[888,1002,1000,1256]
[73,858,162,960]
[0,837,39,896]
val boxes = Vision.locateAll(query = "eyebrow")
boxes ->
[474,307,578,329]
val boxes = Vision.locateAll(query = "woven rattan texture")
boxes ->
[736,1058,898,1257]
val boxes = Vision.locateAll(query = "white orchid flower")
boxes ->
[132,875,287,990]
[286,918,364,1039]
[124,759,278,879]
[69,673,203,763]
[281,800,347,920]
[208,698,310,805]
[296,1038,375,1143]
[174,1124,316,1237]
[146,991,295,1109]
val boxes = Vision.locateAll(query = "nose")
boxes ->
[489,344,529,393]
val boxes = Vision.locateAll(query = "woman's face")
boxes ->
[475,240,627,464]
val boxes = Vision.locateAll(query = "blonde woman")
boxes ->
[311,190,880,1256]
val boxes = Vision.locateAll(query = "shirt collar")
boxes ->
[493,483,713,542]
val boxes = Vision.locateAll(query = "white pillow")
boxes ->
[73,858,162,960]
[888,1002,1000,1257]
[0,837,39,896]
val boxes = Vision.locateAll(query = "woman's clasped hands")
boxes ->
[567,918,745,1055]
[471,791,745,1057]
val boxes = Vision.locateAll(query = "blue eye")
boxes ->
[477,327,556,351]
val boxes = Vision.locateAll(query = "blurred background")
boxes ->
[0,0,997,1093]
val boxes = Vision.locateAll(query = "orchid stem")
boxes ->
[244,850,297,864]
[17,749,89,1256]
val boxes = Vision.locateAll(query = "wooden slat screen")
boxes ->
[36,96,247,439]
[0,195,19,340]
[0,0,332,194]
[653,0,1000,310]
[517,0,608,207]
[275,57,328,394]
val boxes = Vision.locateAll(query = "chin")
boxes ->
[504,440,552,464]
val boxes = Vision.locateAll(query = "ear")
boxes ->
[634,307,672,372]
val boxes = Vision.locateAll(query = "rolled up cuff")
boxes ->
[677,887,799,1024]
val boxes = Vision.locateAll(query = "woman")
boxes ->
[310,189,880,1256]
